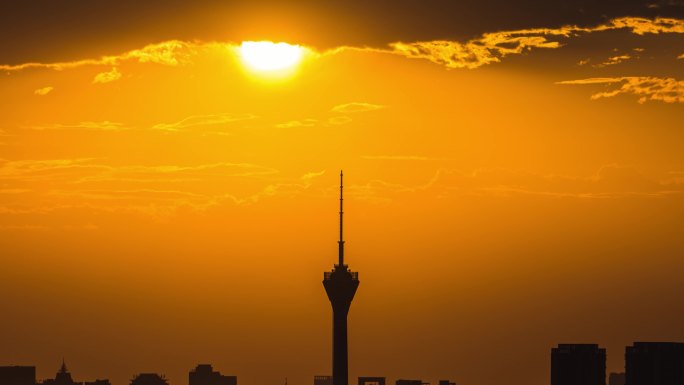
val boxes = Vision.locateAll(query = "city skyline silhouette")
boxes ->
[2,2,684,385]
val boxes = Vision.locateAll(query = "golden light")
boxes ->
[239,41,304,73]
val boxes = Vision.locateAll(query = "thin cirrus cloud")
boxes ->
[361,155,446,161]
[0,40,197,72]
[347,164,684,203]
[275,119,318,128]
[557,77,684,104]
[24,121,130,131]
[593,54,633,68]
[34,86,53,96]
[0,158,338,222]
[92,67,122,84]
[331,102,385,113]
[152,113,257,132]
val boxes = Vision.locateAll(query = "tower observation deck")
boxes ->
[323,171,360,385]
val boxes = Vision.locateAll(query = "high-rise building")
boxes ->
[358,377,385,385]
[608,372,625,385]
[189,365,236,385]
[626,342,684,385]
[551,344,606,385]
[323,171,360,385]
[0,366,36,385]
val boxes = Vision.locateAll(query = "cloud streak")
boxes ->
[331,102,385,113]
[558,77,684,104]
[386,17,684,69]
[24,121,130,131]
[152,113,257,132]
[93,67,122,84]
[0,40,198,72]
[0,17,682,76]
[34,86,53,96]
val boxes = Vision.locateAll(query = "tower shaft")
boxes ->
[323,170,359,385]
[338,171,344,266]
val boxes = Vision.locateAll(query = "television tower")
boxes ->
[323,171,360,385]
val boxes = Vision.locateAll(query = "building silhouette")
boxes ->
[40,361,79,385]
[0,366,35,385]
[323,171,359,385]
[37,361,109,385]
[130,374,168,385]
[438,381,455,385]
[189,365,235,385]
[626,342,684,385]
[358,377,385,385]
[608,372,625,385]
[395,380,427,385]
[314,376,333,385]
[551,344,606,385]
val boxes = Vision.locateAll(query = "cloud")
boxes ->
[385,17,684,70]
[93,67,122,84]
[593,54,633,67]
[34,86,53,96]
[558,77,684,104]
[275,119,317,128]
[331,102,385,113]
[1,17,682,76]
[679,53,684,59]
[0,158,288,220]
[0,158,277,183]
[301,170,326,180]
[152,113,257,132]
[361,155,445,161]
[327,116,353,125]
[24,121,130,131]
[607,16,684,34]
[346,165,684,203]
[0,40,199,72]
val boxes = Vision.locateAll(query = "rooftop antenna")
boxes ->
[338,170,344,266]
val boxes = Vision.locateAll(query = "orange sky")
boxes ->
[2,6,684,385]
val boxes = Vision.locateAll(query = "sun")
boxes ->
[239,41,304,73]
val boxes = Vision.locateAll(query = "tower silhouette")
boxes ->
[323,171,360,385]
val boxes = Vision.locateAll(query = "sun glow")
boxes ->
[239,41,304,73]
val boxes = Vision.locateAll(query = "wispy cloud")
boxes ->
[24,121,130,131]
[385,17,684,70]
[593,54,633,67]
[34,86,53,96]
[347,164,684,203]
[0,40,198,72]
[331,102,385,113]
[301,170,326,180]
[327,116,352,125]
[361,155,446,161]
[93,67,122,84]
[152,113,257,132]
[1,17,682,77]
[275,119,317,128]
[558,77,684,104]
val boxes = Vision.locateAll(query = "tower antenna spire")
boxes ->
[338,170,344,266]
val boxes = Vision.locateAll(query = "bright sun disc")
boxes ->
[239,41,304,72]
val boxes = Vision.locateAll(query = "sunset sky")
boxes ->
[2,2,684,385]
